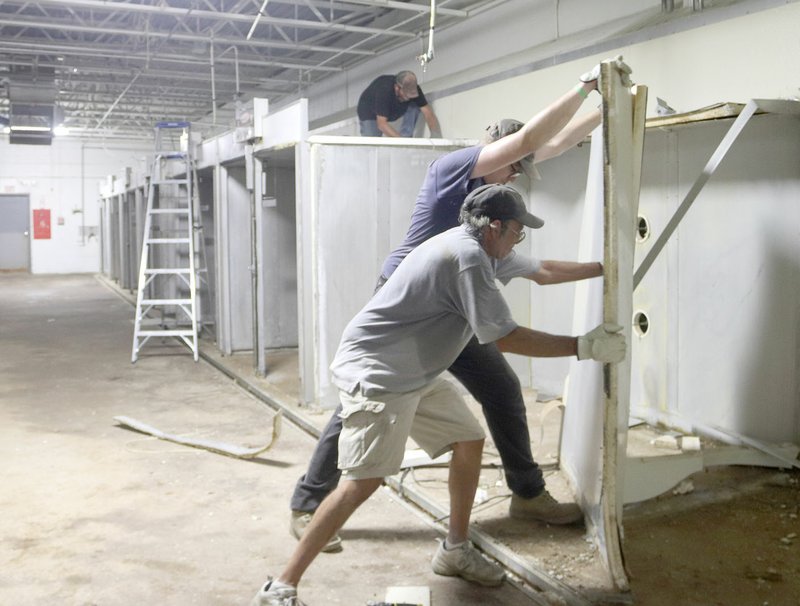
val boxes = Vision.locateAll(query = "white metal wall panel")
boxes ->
[632,115,800,443]
[300,139,469,407]
[217,164,254,354]
[260,163,299,349]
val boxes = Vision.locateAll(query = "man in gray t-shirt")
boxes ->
[332,230,541,396]
[251,184,626,605]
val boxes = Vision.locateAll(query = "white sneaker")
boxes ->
[250,579,307,606]
[431,540,505,587]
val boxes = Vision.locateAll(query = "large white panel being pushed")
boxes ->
[561,64,647,592]
[560,129,605,514]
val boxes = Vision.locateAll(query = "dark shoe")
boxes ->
[290,510,342,553]
[509,491,583,524]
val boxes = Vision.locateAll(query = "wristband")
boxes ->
[575,83,589,100]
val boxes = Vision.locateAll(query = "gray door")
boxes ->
[0,195,31,271]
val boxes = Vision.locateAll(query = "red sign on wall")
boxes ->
[33,209,51,240]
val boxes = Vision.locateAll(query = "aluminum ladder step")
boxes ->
[141,298,192,305]
[150,208,190,214]
[144,268,191,275]
[146,238,191,244]
[136,329,195,337]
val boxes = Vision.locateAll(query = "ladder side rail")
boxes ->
[186,152,199,360]
[132,175,158,362]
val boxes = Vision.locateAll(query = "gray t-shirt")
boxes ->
[330,226,541,396]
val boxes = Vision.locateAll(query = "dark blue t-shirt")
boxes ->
[381,146,485,278]
[357,75,429,122]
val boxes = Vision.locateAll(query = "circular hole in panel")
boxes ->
[636,215,650,242]
[633,311,649,337]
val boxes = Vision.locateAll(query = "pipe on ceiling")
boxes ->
[417,0,436,70]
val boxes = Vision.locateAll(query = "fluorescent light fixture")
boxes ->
[10,125,52,132]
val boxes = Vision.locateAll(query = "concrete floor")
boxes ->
[0,273,543,606]
[4,273,799,606]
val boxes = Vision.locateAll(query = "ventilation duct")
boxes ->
[9,103,54,145]
[8,65,57,145]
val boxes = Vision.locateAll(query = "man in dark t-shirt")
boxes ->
[357,71,442,138]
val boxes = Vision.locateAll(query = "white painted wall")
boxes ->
[291,0,799,140]
[0,136,151,274]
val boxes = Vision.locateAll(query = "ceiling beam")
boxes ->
[0,40,344,73]
[7,0,419,38]
[0,16,377,57]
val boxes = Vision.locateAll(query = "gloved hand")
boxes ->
[577,323,626,363]
[579,55,633,87]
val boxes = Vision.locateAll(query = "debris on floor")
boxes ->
[671,479,695,495]
[367,585,430,606]
[113,412,282,459]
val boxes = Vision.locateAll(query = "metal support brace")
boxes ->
[633,100,758,289]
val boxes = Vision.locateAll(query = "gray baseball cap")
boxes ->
[485,118,542,180]
[461,183,544,229]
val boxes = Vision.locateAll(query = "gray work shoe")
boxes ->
[509,491,583,524]
[290,510,343,553]
[431,540,505,587]
[250,579,307,606]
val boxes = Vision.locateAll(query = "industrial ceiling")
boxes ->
[0,0,507,141]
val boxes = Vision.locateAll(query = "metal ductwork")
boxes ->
[8,65,57,145]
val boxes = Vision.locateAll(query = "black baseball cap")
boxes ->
[461,184,544,229]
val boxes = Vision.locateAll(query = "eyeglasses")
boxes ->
[506,225,526,244]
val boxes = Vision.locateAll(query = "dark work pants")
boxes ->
[289,335,545,513]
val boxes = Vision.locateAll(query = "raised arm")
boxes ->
[532,109,600,163]
[471,80,594,178]
[471,55,631,178]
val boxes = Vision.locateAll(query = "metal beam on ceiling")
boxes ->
[0,0,508,139]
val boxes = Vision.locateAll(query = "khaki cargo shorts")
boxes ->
[337,377,485,480]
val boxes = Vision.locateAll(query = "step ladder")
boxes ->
[131,121,201,362]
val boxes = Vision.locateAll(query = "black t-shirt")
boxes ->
[357,75,428,121]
